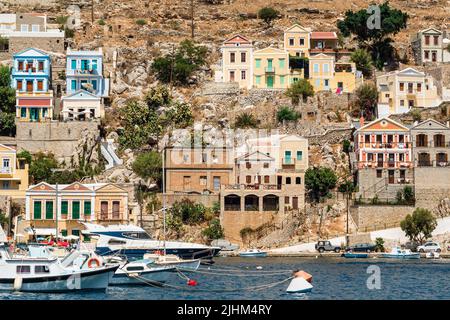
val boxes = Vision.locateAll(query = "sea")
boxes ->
[1,256,449,300]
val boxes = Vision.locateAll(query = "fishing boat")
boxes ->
[143,253,201,271]
[110,258,175,285]
[381,247,420,259]
[342,252,368,259]
[82,223,221,262]
[0,244,119,292]
[239,249,268,257]
[425,251,440,259]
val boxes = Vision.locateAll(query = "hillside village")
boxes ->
[0,0,450,251]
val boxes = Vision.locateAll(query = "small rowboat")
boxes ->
[239,249,268,257]
[342,252,368,258]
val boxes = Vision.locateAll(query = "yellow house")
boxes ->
[377,67,441,117]
[22,182,129,239]
[309,53,360,93]
[253,47,290,89]
[283,24,311,57]
[221,34,254,89]
[0,144,29,199]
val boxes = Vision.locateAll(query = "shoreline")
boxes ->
[219,252,450,259]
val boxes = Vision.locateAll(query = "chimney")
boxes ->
[359,115,365,128]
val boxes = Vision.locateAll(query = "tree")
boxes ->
[354,83,378,120]
[0,65,16,136]
[169,199,207,225]
[202,218,224,240]
[0,210,8,229]
[17,150,32,164]
[258,7,279,28]
[400,208,437,244]
[286,79,314,105]
[151,40,207,86]
[29,152,59,184]
[132,151,162,184]
[234,112,258,128]
[305,167,338,202]
[375,237,385,252]
[350,49,373,77]
[337,2,408,69]
[338,180,356,246]
[277,106,300,122]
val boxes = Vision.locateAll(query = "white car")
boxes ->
[417,242,441,253]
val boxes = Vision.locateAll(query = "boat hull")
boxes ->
[96,247,221,261]
[111,268,172,286]
[381,253,420,259]
[0,265,118,292]
[342,253,368,258]
[239,252,268,257]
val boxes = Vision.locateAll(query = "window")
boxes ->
[2,158,10,169]
[31,25,40,32]
[295,177,301,184]
[433,36,439,45]
[241,70,246,80]
[315,79,320,88]
[417,83,422,92]
[200,176,207,185]
[279,58,285,69]
[376,170,382,178]
[246,162,251,169]
[425,35,430,45]
[18,61,24,71]
[201,153,207,163]
[299,38,304,45]
[84,201,91,215]
[81,59,89,70]
[324,79,329,88]
[45,201,53,219]
[264,176,270,183]
[2,181,10,189]
[263,163,269,168]
[92,80,98,90]
[72,230,80,236]
[38,61,44,71]
[408,83,413,93]
[37,80,43,91]
[255,75,261,85]
[20,108,26,118]
[424,51,429,59]
[296,151,303,161]
[71,59,77,70]
[230,52,235,63]
[400,100,405,107]
[286,177,291,184]
[255,59,261,68]
[33,201,41,219]
[112,201,120,219]
[399,82,404,91]
[284,150,292,164]
[35,266,50,274]
[101,201,108,220]
[246,176,252,184]
[313,64,319,73]
[91,60,98,70]
[72,201,80,219]
[408,100,414,108]
[61,201,68,215]
[323,64,329,73]
[289,38,294,46]
[71,80,77,90]
[229,71,235,82]
[17,266,31,274]
[279,75,285,85]
[365,135,371,143]
[213,176,221,191]
[285,196,290,204]
[17,80,23,91]
[20,24,28,32]
[240,52,246,63]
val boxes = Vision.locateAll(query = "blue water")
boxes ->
[1,257,449,300]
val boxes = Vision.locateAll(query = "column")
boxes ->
[240,195,244,213]
[258,196,263,213]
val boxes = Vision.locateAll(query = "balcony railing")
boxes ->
[223,184,282,191]
[0,167,12,174]
[415,141,450,148]
[358,142,412,149]
[417,160,450,167]
[265,67,275,73]
[356,161,414,169]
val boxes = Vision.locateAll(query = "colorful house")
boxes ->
[412,27,450,64]
[221,34,253,89]
[0,144,29,199]
[253,47,291,89]
[283,24,311,57]
[65,48,109,98]
[11,48,53,122]
[60,89,103,120]
[377,67,440,117]
[22,182,129,239]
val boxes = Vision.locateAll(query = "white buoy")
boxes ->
[13,277,23,291]
[256,266,263,270]
[286,277,313,293]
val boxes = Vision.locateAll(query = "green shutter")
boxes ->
[61,229,67,237]
[72,201,80,220]
[33,201,41,219]
[45,201,53,219]
[255,59,261,68]
[72,229,80,236]
[280,75,285,85]
[255,76,261,85]
[61,201,68,215]
[297,151,303,160]
[279,58,285,69]
[84,201,91,215]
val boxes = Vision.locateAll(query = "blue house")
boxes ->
[11,48,54,122]
[65,47,109,98]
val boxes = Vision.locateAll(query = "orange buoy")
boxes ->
[293,270,313,283]
[187,279,198,286]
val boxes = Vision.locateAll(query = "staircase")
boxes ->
[101,139,123,170]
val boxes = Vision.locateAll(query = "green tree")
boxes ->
[29,152,59,184]
[400,208,437,244]
[169,199,207,225]
[151,39,207,86]
[258,7,279,27]
[342,140,351,154]
[375,237,385,252]
[350,49,373,77]
[277,106,300,122]
[354,83,378,120]
[17,150,32,164]
[234,112,258,128]
[202,218,224,240]
[163,102,193,128]
[305,167,338,202]
[132,151,162,184]
[402,186,414,203]
[0,210,8,229]
[337,2,408,69]
[0,65,16,136]
[145,86,172,111]
[286,79,314,105]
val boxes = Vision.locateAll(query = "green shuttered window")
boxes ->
[33,201,41,219]
[72,201,80,220]
[61,201,68,215]
[45,201,53,219]
[84,201,91,215]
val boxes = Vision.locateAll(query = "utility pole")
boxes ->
[190,0,194,39]
[91,0,94,23]
[55,183,59,242]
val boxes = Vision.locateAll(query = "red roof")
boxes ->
[311,32,337,40]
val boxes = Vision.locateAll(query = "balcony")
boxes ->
[358,142,411,149]
[0,167,12,176]
[12,67,48,75]
[67,69,100,77]
[282,158,296,168]
[356,161,413,169]
[265,67,275,73]
[222,184,282,191]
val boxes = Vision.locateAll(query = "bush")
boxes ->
[132,151,162,184]
[17,150,32,164]
[410,109,422,122]
[234,112,258,128]
[258,7,279,27]
[169,199,207,225]
[375,238,385,252]
[136,19,147,26]
[342,140,351,154]
[403,186,414,203]
[354,83,378,120]
[305,167,338,202]
[98,19,106,26]
[29,152,58,184]
[351,49,373,77]
[286,79,314,105]
[202,219,224,240]
[277,106,300,122]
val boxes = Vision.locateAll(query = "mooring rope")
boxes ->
[179,267,292,277]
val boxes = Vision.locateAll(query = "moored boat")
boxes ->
[143,253,201,271]
[110,258,175,285]
[342,252,368,258]
[381,247,420,259]
[239,249,268,257]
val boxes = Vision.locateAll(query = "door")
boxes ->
[229,71,235,82]
[284,150,292,164]
[432,51,437,62]
[292,197,298,210]
[377,154,384,167]
[112,201,120,220]
[30,108,39,122]
[267,76,274,88]
[101,201,109,220]
[418,153,431,166]
[26,81,33,92]
[388,170,395,184]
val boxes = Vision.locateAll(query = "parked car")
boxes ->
[346,243,377,253]
[417,241,441,253]
[402,241,420,252]
[315,241,341,253]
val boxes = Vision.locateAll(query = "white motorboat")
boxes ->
[381,247,420,259]
[110,258,175,285]
[426,251,441,259]
[0,244,119,292]
[239,249,268,257]
[81,223,221,261]
[143,253,201,271]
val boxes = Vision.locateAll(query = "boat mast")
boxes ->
[55,183,58,242]
[162,146,166,256]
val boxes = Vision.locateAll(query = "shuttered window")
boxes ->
[72,201,80,220]
[33,201,41,219]
[84,201,91,215]
[45,201,53,219]
[61,201,68,215]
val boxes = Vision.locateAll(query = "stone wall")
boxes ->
[8,36,65,55]
[15,120,100,165]
[307,128,353,145]
[221,211,275,244]
[350,205,414,231]
[163,194,219,208]
[414,167,450,211]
